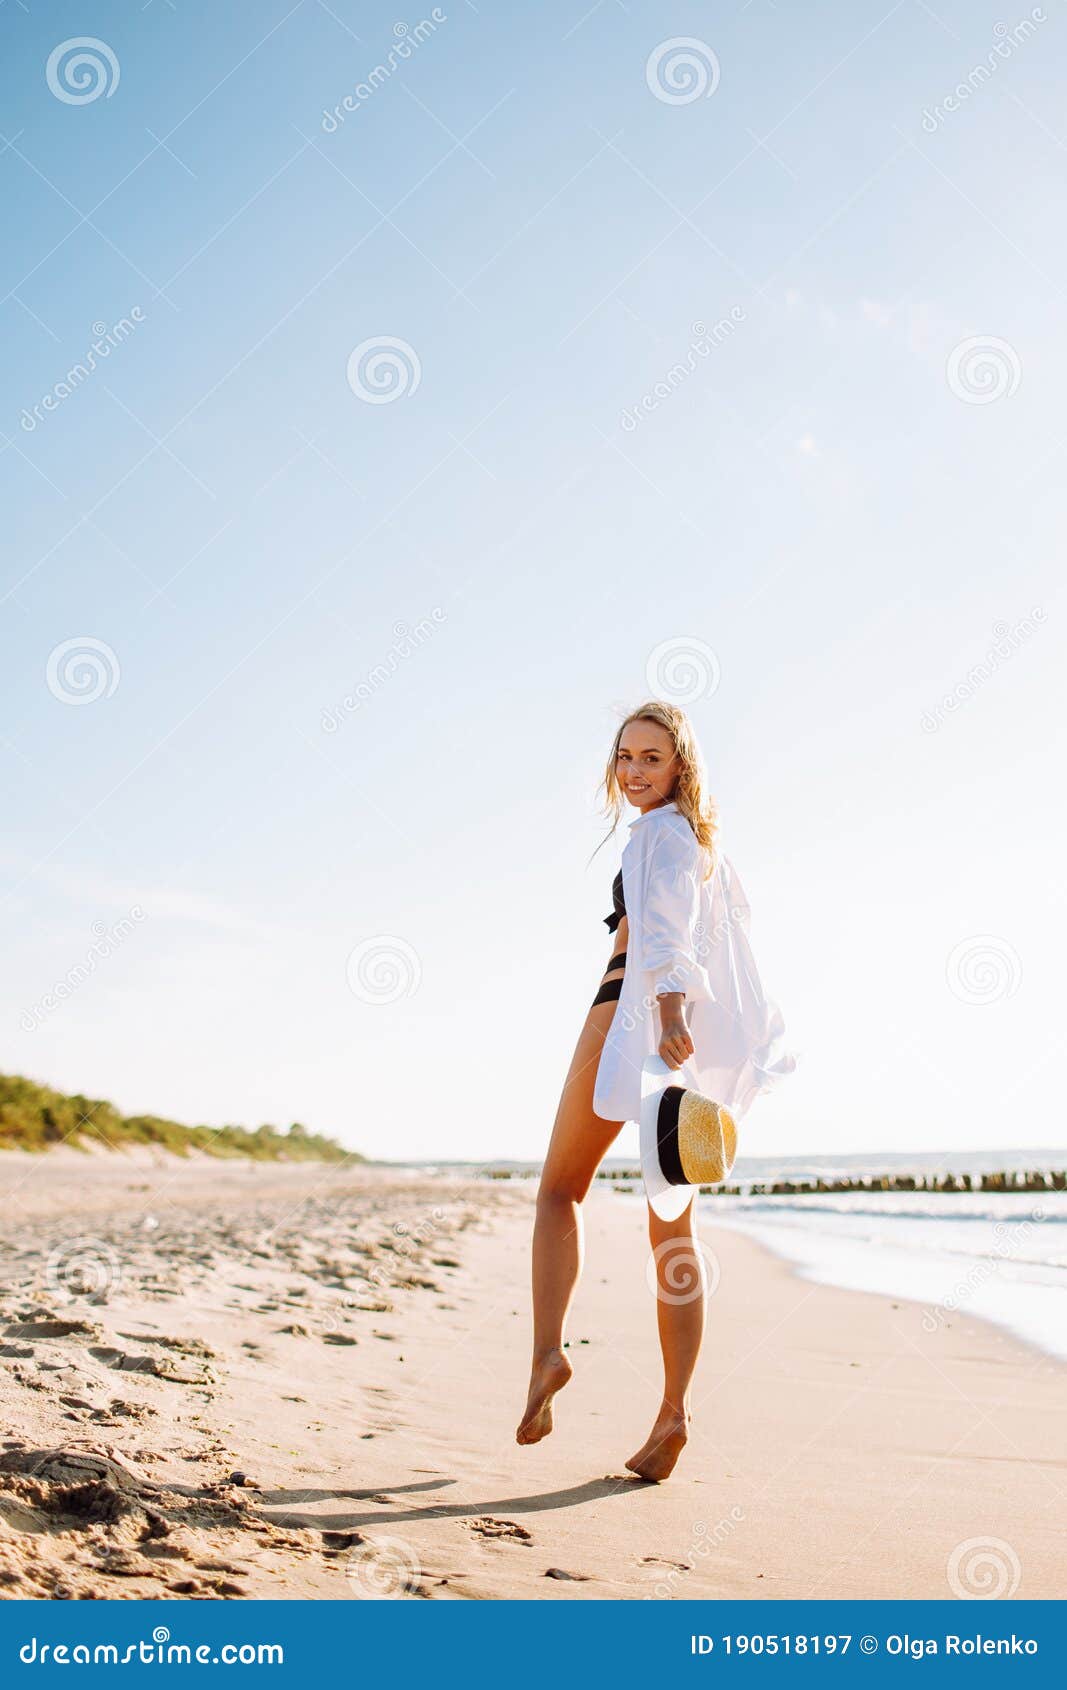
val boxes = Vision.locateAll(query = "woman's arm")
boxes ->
[656,989,694,1069]
[642,824,704,1069]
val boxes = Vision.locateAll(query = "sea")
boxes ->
[425,1148,1067,1365]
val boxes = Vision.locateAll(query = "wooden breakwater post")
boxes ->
[598,1167,1067,1196]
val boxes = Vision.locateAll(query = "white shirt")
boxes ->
[592,801,796,1125]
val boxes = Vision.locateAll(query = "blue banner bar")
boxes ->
[1,1601,1064,1684]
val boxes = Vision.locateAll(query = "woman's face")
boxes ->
[615,719,680,812]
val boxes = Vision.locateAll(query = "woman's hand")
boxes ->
[657,992,694,1070]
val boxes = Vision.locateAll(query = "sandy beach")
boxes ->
[0,1150,1063,1601]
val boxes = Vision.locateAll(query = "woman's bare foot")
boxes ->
[516,1348,573,1445]
[625,1402,690,1482]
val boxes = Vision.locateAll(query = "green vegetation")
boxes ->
[0,1073,354,1161]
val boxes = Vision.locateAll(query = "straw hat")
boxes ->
[640,1056,738,1220]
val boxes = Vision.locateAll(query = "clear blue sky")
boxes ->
[2,0,1063,1163]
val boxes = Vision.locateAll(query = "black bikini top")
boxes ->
[603,870,625,933]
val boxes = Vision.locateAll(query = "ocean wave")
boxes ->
[716,1193,1067,1225]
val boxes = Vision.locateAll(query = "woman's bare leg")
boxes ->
[625,1196,706,1481]
[516,985,624,1446]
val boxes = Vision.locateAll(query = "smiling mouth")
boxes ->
[627,782,650,793]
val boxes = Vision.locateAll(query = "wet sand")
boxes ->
[1,1150,1063,1600]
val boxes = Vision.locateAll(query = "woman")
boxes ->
[516,699,791,1481]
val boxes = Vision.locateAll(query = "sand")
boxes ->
[0,1150,1063,1601]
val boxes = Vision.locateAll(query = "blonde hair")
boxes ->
[595,699,718,879]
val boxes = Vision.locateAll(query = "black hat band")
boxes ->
[656,1085,688,1188]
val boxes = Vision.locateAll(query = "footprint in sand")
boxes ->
[119,1334,216,1361]
[5,1317,103,1341]
[321,1530,365,1552]
[92,1398,156,1425]
[88,1346,205,1385]
[468,1517,533,1544]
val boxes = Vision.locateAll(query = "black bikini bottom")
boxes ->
[591,951,627,1009]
